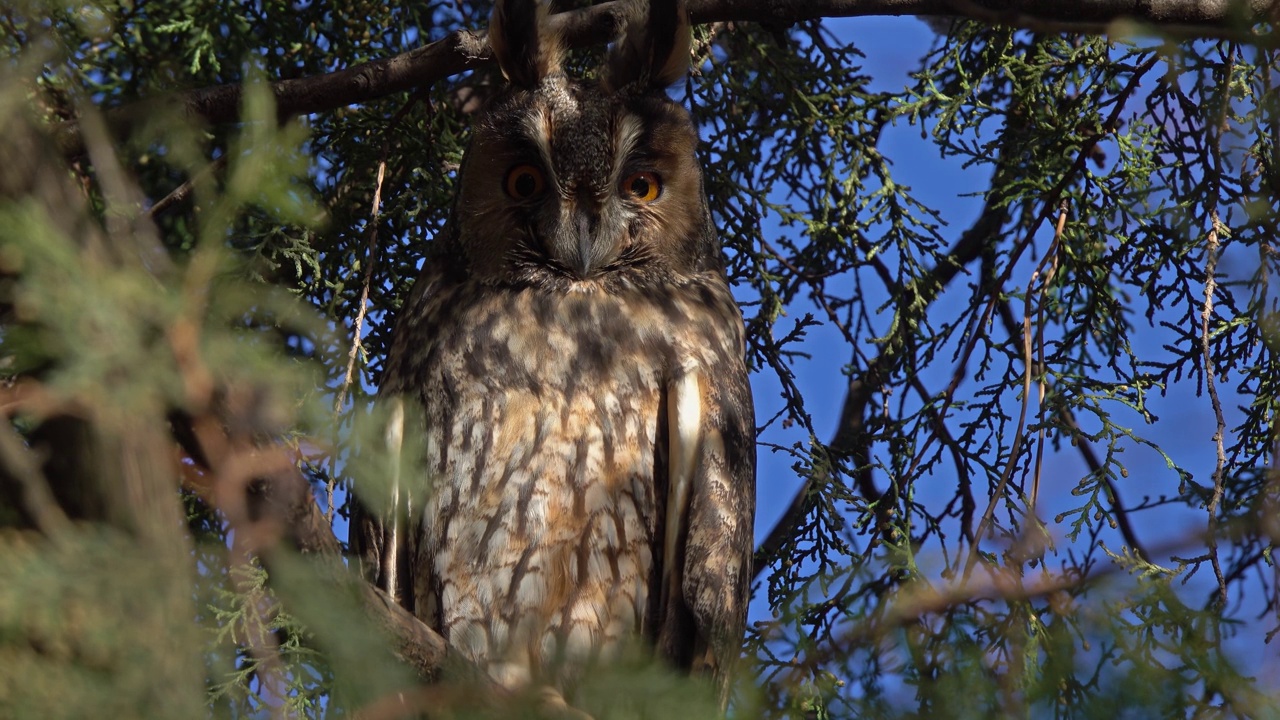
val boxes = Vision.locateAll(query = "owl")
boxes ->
[357,0,755,710]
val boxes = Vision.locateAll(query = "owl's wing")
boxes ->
[352,249,452,615]
[657,309,756,710]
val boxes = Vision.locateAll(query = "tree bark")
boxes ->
[66,0,1279,155]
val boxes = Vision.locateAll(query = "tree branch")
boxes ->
[63,0,1279,155]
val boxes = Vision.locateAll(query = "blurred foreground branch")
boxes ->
[171,401,460,684]
[0,99,463,696]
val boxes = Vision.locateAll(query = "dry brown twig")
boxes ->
[961,204,1067,582]
[329,158,389,524]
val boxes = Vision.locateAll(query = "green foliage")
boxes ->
[0,527,203,719]
[1,1,1279,718]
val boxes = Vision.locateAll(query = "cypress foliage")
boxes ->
[1,2,1277,718]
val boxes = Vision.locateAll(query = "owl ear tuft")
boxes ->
[489,0,564,87]
[604,0,691,93]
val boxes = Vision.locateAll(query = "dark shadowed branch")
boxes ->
[62,0,1279,154]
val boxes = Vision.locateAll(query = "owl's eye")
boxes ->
[621,171,661,204]
[505,164,545,199]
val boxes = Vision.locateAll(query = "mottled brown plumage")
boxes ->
[358,0,755,709]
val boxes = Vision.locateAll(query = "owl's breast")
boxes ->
[414,284,687,687]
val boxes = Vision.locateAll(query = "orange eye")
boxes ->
[505,164,545,199]
[621,171,661,203]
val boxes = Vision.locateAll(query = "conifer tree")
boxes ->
[1,1,1277,717]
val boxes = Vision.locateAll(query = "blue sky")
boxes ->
[742,14,1276,691]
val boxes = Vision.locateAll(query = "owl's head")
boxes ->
[448,0,718,289]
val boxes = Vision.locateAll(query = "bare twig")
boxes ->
[333,159,386,419]
[330,159,388,524]
[147,155,227,219]
[962,250,1040,581]
[962,204,1066,581]
[329,93,427,533]
[1029,205,1066,517]
[1202,209,1228,609]
[1201,41,1237,611]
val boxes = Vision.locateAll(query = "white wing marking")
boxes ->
[383,396,407,605]
[664,371,702,607]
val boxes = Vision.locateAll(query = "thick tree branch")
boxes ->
[64,0,1279,155]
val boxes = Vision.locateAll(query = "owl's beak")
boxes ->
[574,209,596,276]
[552,203,617,278]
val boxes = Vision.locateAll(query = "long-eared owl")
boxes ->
[359,0,756,708]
